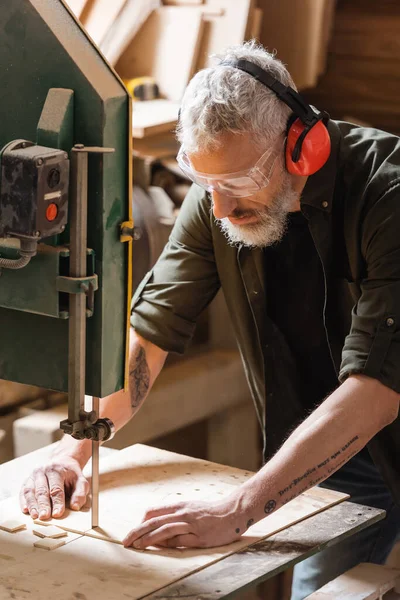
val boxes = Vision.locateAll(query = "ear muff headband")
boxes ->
[220,59,331,176]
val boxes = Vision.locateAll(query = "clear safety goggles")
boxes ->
[177,135,285,198]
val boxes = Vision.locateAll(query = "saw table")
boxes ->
[0,443,385,600]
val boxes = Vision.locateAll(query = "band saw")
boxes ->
[0,0,133,529]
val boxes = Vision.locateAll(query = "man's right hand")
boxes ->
[19,455,90,520]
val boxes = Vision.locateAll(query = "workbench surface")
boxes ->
[0,444,385,600]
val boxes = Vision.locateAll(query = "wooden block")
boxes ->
[305,562,400,599]
[0,519,26,533]
[33,516,89,536]
[33,525,68,539]
[33,538,66,551]
[116,7,204,102]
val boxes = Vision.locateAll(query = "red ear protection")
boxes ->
[220,59,332,177]
[286,118,331,176]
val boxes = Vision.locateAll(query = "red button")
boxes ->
[46,203,58,221]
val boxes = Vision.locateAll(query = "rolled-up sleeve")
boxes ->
[130,185,220,354]
[339,185,400,392]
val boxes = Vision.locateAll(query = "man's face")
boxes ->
[188,132,306,247]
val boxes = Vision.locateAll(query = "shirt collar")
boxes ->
[300,120,342,215]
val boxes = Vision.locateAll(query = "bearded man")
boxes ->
[21,42,400,599]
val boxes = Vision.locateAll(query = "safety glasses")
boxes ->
[177,135,285,198]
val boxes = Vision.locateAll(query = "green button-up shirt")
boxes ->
[131,120,400,504]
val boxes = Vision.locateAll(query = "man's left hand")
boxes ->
[123,498,245,549]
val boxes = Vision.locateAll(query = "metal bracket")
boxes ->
[120,219,142,243]
[56,274,98,313]
[60,414,115,441]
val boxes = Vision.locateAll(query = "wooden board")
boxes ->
[82,0,128,45]
[303,0,400,136]
[249,7,263,41]
[65,0,90,18]
[116,7,204,102]
[100,0,161,65]
[306,563,400,599]
[133,133,179,160]
[0,444,348,599]
[331,11,400,61]
[163,0,204,4]
[258,0,335,90]
[195,0,254,71]
[132,100,180,138]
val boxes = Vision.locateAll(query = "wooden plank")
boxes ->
[132,99,180,138]
[116,7,204,102]
[133,133,179,160]
[317,0,336,76]
[0,444,350,600]
[26,445,348,543]
[306,563,400,599]
[100,0,161,66]
[196,0,254,71]
[334,0,399,17]
[82,0,128,45]
[309,56,400,114]
[249,7,263,41]
[64,0,90,18]
[145,503,386,600]
[163,0,204,4]
[331,30,400,61]
[0,502,385,600]
[331,13,400,61]
[258,0,335,89]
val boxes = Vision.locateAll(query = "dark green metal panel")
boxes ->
[0,243,67,317]
[0,243,96,318]
[0,0,130,396]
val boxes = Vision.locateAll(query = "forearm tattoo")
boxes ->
[246,518,255,529]
[264,499,277,514]
[129,345,150,408]
[279,435,360,506]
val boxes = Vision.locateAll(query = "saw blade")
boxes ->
[91,396,100,529]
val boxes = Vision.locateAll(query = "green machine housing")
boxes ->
[0,0,131,398]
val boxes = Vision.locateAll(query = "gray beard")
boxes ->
[216,177,299,248]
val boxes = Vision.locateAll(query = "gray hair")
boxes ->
[176,41,297,153]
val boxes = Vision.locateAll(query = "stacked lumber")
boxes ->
[64,0,261,140]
